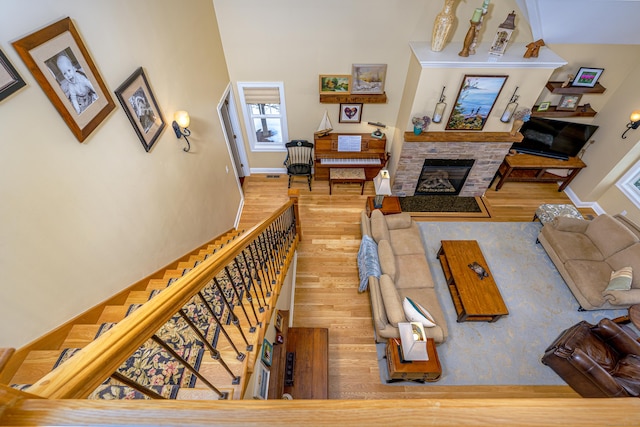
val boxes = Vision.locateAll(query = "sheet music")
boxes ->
[337,135,362,152]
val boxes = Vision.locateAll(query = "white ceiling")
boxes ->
[516,0,640,44]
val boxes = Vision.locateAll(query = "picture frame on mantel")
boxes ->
[12,17,115,142]
[446,75,507,131]
[0,48,26,102]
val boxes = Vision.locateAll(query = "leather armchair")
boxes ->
[542,318,640,397]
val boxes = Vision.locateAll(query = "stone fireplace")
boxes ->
[415,159,475,196]
[392,133,515,197]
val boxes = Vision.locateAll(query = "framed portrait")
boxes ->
[536,102,551,112]
[114,67,165,152]
[556,94,582,112]
[252,361,270,400]
[339,103,363,123]
[260,338,273,367]
[319,74,350,94]
[12,17,115,142]
[274,310,284,332]
[446,75,508,131]
[0,48,26,102]
[351,64,387,95]
[572,67,604,88]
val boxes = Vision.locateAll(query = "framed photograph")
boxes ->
[252,361,270,400]
[537,102,551,112]
[446,75,508,131]
[0,48,26,102]
[274,310,284,332]
[556,94,582,112]
[261,338,273,367]
[114,67,165,152]
[339,103,363,123]
[571,67,604,88]
[12,17,115,142]
[351,64,387,94]
[319,74,350,94]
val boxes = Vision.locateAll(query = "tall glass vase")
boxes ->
[431,0,457,52]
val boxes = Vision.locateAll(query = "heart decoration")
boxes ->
[344,107,358,119]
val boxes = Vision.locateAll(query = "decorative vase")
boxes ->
[414,126,423,135]
[431,0,457,52]
[510,119,524,136]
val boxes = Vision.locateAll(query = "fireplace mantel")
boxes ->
[403,131,523,143]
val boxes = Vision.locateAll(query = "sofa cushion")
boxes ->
[564,259,612,306]
[402,297,436,327]
[377,239,397,281]
[541,226,604,262]
[606,244,640,288]
[389,223,426,255]
[585,214,639,259]
[395,254,435,289]
[385,212,413,230]
[606,267,633,291]
[370,210,390,243]
[367,277,388,333]
[379,274,405,327]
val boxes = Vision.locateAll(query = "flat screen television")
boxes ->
[511,117,599,160]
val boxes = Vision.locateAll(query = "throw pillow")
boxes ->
[606,266,633,291]
[402,297,436,328]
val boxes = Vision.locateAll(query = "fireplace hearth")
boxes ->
[414,159,475,196]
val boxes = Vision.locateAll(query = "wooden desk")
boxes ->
[366,196,402,216]
[284,327,328,399]
[385,338,441,382]
[437,240,508,322]
[493,153,586,192]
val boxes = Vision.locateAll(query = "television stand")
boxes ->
[493,153,586,192]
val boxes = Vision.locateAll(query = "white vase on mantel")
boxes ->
[431,0,457,52]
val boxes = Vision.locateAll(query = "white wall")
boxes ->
[0,0,241,347]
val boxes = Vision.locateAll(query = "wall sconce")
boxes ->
[172,110,191,152]
[432,87,447,123]
[621,110,640,139]
[373,169,392,208]
[500,87,519,123]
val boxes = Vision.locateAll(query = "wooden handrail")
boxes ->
[24,200,298,399]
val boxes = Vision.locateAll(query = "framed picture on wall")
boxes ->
[0,48,26,102]
[556,94,582,112]
[114,67,166,152]
[252,361,270,400]
[260,338,273,367]
[339,103,362,123]
[446,75,508,131]
[571,67,604,88]
[12,17,115,142]
[319,74,350,94]
[351,64,387,94]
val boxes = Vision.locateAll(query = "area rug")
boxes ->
[377,221,634,386]
[399,195,489,218]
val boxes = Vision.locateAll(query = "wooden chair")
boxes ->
[284,140,313,190]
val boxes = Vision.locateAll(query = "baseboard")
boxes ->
[563,186,605,215]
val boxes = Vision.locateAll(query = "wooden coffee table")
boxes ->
[385,338,441,383]
[437,240,508,322]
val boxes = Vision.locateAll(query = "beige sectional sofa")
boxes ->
[538,213,640,310]
[360,209,448,343]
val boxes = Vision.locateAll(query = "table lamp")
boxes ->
[373,169,392,208]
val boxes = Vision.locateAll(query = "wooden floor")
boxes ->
[238,175,595,400]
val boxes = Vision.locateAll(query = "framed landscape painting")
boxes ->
[446,75,507,131]
[12,17,115,142]
[0,48,26,102]
[351,64,387,94]
[114,67,165,152]
[319,74,350,94]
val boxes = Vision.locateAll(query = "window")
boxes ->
[237,82,288,152]
[616,159,640,207]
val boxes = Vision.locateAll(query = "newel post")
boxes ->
[288,189,301,240]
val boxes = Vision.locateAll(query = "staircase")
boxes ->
[1,196,300,403]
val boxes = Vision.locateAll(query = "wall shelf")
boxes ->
[319,92,387,104]
[545,81,606,95]
[532,104,597,118]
